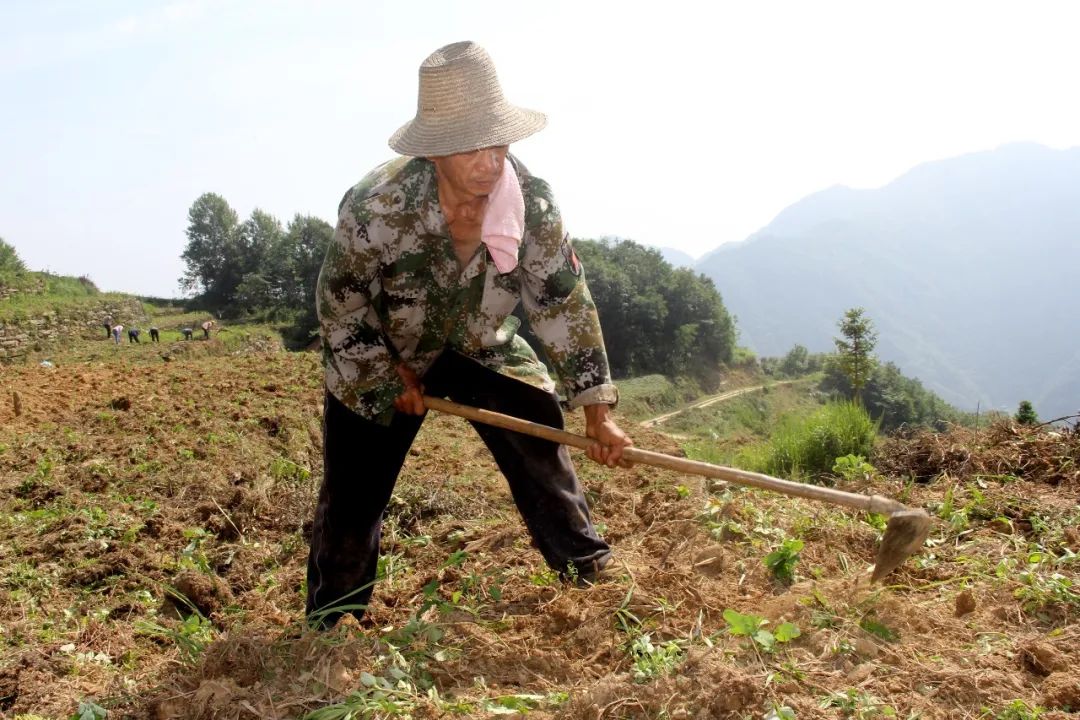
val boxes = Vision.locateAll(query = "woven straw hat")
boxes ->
[389,41,547,157]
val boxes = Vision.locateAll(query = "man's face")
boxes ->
[431,145,508,198]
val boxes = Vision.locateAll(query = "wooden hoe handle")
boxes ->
[423,395,908,516]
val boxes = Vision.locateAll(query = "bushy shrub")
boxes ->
[0,237,27,279]
[1014,401,1038,426]
[736,401,878,480]
[44,273,99,297]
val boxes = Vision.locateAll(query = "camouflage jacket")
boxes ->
[317,155,617,423]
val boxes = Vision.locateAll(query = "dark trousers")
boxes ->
[149,329,160,342]
[305,350,610,628]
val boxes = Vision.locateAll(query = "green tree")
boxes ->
[1014,400,1038,425]
[180,193,241,307]
[833,307,878,403]
[571,238,735,385]
[237,209,282,275]
[277,215,334,344]
[779,344,810,377]
[0,236,27,278]
[229,209,284,316]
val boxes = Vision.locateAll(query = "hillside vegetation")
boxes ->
[0,265,113,323]
[1,327,1078,719]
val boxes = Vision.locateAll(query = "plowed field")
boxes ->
[1,340,1077,719]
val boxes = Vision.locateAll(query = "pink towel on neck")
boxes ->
[480,159,525,273]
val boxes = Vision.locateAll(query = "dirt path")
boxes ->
[640,380,798,427]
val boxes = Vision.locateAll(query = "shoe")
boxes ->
[572,558,620,587]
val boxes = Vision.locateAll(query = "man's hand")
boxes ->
[393,363,426,415]
[583,403,634,468]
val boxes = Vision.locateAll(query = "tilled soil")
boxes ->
[1,343,1077,719]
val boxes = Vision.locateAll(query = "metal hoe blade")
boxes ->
[871,509,932,582]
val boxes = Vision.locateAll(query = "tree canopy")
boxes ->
[179,194,334,342]
[180,193,243,308]
[572,238,736,386]
[819,358,965,432]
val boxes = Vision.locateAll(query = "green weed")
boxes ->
[529,568,559,586]
[68,700,107,720]
[269,456,311,484]
[722,608,800,653]
[307,589,458,719]
[483,694,547,714]
[136,609,215,664]
[859,617,899,642]
[303,678,417,720]
[833,454,876,482]
[765,705,798,720]
[627,633,684,681]
[178,527,212,573]
[613,588,686,682]
[764,538,804,584]
[985,700,1046,720]
[933,482,970,532]
[999,549,1080,615]
[818,688,896,718]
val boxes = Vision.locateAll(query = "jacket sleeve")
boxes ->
[317,190,404,422]
[517,181,618,407]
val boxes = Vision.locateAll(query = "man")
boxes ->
[149,326,160,343]
[127,327,141,343]
[307,41,632,629]
[102,315,113,340]
[201,320,215,339]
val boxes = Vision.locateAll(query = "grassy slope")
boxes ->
[0,326,1077,719]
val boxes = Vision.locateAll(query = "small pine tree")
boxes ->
[1014,400,1038,425]
[834,307,878,404]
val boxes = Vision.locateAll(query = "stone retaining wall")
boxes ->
[0,279,47,301]
[0,297,147,363]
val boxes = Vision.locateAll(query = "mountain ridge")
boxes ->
[696,143,1080,417]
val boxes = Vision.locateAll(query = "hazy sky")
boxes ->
[3,0,1079,297]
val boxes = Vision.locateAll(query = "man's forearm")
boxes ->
[583,402,615,425]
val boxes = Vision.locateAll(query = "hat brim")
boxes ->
[388,106,547,157]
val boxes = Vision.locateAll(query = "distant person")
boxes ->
[103,316,113,339]
[182,327,194,341]
[127,328,141,344]
[112,324,123,345]
[149,326,160,343]
[201,320,215,339]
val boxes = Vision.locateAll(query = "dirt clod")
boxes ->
[1018,640,1066,676]
[955,589,977,616]
[1042,672,1080,709]
[172,571,235,618]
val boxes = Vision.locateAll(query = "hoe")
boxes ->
[424,396,931,582]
